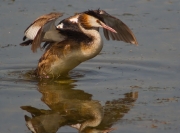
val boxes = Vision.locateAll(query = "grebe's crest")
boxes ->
[83,9,104,22]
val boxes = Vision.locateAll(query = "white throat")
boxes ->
[78,24,103,59]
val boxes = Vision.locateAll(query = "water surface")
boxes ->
[0,0,180,133]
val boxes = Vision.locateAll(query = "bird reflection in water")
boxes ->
[21,81,138,133]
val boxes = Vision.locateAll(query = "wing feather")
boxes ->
[22,12,64,52]
[99,10,138,45]
[31,27,45,52]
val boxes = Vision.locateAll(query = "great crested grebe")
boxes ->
[20,9,138,78]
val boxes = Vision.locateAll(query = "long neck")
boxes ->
[78,24,103,60]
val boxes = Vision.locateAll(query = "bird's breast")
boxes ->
[80,34,103,60]
[80,41,103,60]
[36,37,103,78]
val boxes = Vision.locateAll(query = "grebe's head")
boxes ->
[79,11,117,33]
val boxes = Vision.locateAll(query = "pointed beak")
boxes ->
[100,22,117,33]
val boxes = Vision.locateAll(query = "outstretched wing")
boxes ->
[22,12,64,52]
[96,10,138,45]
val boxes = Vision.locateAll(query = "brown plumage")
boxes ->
[20,12,63,52]
[20,10,138,78]
[79,14,92,29]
